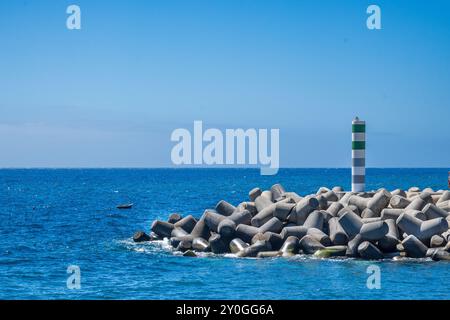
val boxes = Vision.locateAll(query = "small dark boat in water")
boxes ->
[117,203,133,209]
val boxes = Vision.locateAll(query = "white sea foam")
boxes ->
[116,238,437,263]
[116,238,174,255]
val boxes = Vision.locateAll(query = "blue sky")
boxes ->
[0,0,449,167]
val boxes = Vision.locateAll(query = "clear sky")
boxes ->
[0,0,449,168]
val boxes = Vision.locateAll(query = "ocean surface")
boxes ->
[0,168,449,300]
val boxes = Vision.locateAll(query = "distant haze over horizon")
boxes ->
[1,1,449,168]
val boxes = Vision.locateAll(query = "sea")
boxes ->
[0,168,449,299]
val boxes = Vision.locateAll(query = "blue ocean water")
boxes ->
[0,168,449,300]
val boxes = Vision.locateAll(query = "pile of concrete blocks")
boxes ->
[134,185,450,261]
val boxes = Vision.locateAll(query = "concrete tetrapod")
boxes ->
[192,237,210,252]
[338,211,363,239]
[237,240,272,257]
[235,224,260,243]
[346,234,364,257]
[359,221,389,241]
[174,215,197,233]
[249,188,262,202]
[171,227,189,238]
[422,203,449,220]
[381,208,404,221]
[313,246,347,258]
[280,226,308,241]
[190,215,211,240]
[358,241,384,260]
[366,189,391,215]
[307,228,332,246]
[254,195,273,212]
[437,191,450,204]
[270,183,286,202]
[430,235,446,248]
[402,235,428,258]
[377,219,400,253]
[328,217,349,245]
[151,220,174,238]
[209,233,229,254]
[431,250,450,261]
[133,231,151,242]
[348,195,369,212]
[259,217,284,234]
[397,213,449,242]
[327,202,344,217]
[215,200,236,216]
[299,235,325,254]
[251,204,277,227]
[229,238,249,254]
[279,236,300,257]
[291,197,320,225]
[168,213,182,224]
[228,210,253,225]
[303,210,324,230]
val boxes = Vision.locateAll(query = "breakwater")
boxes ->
[135,184,450,261]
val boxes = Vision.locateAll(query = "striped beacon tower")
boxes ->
[352,117,366,192]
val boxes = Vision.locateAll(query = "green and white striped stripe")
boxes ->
[352,117,365,192]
